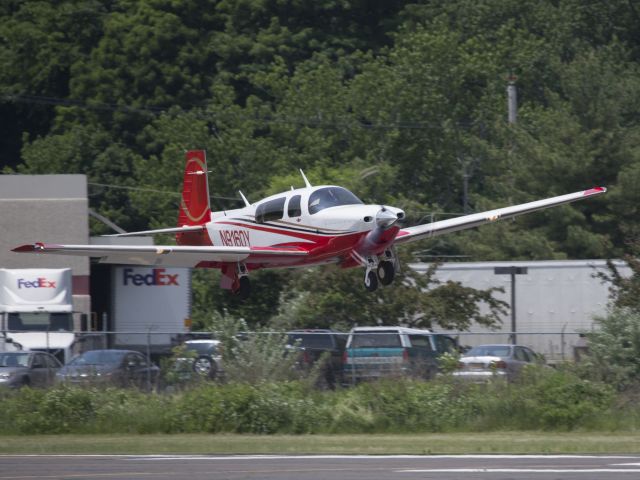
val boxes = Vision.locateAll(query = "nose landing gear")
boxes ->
[377,260,395,286]
[362,251,397,292]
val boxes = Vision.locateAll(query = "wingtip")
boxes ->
[12,243,40,252]
[583,186,607,196]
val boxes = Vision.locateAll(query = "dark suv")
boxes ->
[286,329,347,388]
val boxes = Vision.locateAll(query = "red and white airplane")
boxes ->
[13,150,606,298]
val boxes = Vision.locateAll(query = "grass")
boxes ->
[1,432,639,455]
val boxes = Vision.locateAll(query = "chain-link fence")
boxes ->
[1,328,590,364]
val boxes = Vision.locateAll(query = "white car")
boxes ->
[453,344,543,382]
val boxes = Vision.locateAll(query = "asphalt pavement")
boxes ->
[1,454,640,479]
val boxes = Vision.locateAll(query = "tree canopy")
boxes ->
[2,0,639,328]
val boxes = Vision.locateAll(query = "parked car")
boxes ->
[343,326,458,383]
[452,344,544,382]
[176,339,223,380]
[0,351,62,389]
[56,349,160,389]
[286,329,347,388]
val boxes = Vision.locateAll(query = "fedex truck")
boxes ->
[110,266,191,353]
[0,268,77,363]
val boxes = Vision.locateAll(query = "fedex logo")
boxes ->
[18,278,56,289]
[123,268,179,286]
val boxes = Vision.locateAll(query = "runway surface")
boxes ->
[1,454,640,479]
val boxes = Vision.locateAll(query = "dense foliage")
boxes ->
[0,371,624,435]
[2,0,639,326]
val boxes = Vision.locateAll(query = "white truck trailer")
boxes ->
[0,268,77,363]
[109,266,191,354]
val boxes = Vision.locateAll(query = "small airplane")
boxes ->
[13,150,606,299]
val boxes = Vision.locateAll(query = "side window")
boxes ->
[45,355,60,368]
[409,335,433,352]
[255,197,286,223]
[287,195,302,217]
[436,336,457,354]
[138,354,149,367]
[522,348,536,363]
[32,354,45,368]
[125,353,140,367]
[514,347,529,362]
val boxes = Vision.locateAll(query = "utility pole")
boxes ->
[494,266,528,344]
[507,74,518,124]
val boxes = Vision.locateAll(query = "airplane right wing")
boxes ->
[394,187,606,245]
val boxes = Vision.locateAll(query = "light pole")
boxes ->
[494,266,528,344]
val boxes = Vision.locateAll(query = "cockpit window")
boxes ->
[287,195,302,217]
[255,197,286,223]
[308,187,363,215]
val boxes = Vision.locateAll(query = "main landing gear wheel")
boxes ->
[364,270,379,292]
[235,276,251,300]
[377,261,395,286]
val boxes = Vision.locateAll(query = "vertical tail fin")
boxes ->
[178,150,211,227]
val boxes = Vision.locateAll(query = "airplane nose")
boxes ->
[376,207,402,229]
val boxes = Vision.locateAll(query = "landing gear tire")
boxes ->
[236,276,251,300]
[364,270,379,292]
[377,261,395,286]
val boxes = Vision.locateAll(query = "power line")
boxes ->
[2,93,480,131]
[87,182,243,203]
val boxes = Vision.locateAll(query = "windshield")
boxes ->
[69,350,126,366]
[0,353,30,367]
[465,345,512,358]
[7,312,73,332]
[308,187,363,215]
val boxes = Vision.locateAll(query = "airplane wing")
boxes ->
[394,187,606,245]
[12,243,308,267]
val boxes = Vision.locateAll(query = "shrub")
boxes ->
[578,308,640,391]
[470,367,615,431]
[329,379,476,433]
[0,373,625,435]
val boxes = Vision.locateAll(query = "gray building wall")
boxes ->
[0,174,90,321]
[411,260,629,361]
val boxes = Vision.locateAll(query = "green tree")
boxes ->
[579,308,640,391]
[276,259,507,331]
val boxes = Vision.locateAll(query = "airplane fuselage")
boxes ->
[179,185,405,271]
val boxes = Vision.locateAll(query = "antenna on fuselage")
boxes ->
[239,191,251,207]
[300,169,312,188]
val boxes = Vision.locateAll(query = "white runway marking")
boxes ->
[125,454,638,461]
[399,469,640,474]
[1,454,637,460]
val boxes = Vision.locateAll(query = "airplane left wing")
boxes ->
[12,243,308,267]
[394,187,606,245]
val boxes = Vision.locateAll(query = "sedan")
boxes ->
[56,349,159,389]
[0,351,62,389]
[452,344,544,382]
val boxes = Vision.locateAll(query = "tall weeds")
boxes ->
[0,367,634,435]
